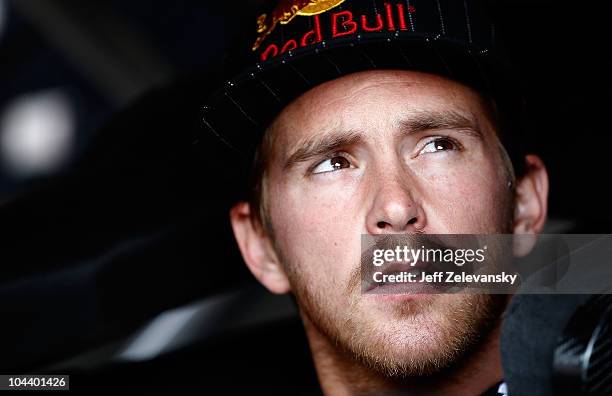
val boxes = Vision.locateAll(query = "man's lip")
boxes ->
[365,282,440,297]
[383,260,429,272]
[365,260,429,292]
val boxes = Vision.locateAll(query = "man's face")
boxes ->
[259,70,515,376]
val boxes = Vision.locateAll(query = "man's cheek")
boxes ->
[443,186,506,231]
[285,211,355,260]
[283,184,360,233]
[420,171,502,231]
[272,199,358,280]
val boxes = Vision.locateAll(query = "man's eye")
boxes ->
[312,156,352,174]
[419,138,458,155]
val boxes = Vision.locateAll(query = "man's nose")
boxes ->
[365,174,425,234]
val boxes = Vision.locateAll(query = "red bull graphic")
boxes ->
[256,2,416,62]
[253,0,348,51]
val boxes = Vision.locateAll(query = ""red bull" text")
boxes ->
[258,2,416,62]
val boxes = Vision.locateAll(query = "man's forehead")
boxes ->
[320,69,457,92]
[290,69,477,108]
[268,70,489,155]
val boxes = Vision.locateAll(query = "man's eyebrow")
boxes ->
[284,129,362,170]
[283,111,482,169]
[399,110,483,139]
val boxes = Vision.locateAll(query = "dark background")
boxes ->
[0,0,607,394]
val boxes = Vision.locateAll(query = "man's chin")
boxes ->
[338,294,505,378]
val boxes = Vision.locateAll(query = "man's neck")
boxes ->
[300,311,504,396]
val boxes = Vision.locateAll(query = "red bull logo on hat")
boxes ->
[253,0,348,51]
[254,1,416,62]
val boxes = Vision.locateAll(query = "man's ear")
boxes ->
[229,202,291,294]
[512,155,549,255]
[513,154,549,234]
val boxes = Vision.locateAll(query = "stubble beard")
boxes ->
[274,191,515,380]
[289,266,507,379]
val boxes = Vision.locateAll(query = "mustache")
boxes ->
[360,234,454,266]
[346,233,468,295]
[348,234,481,294]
